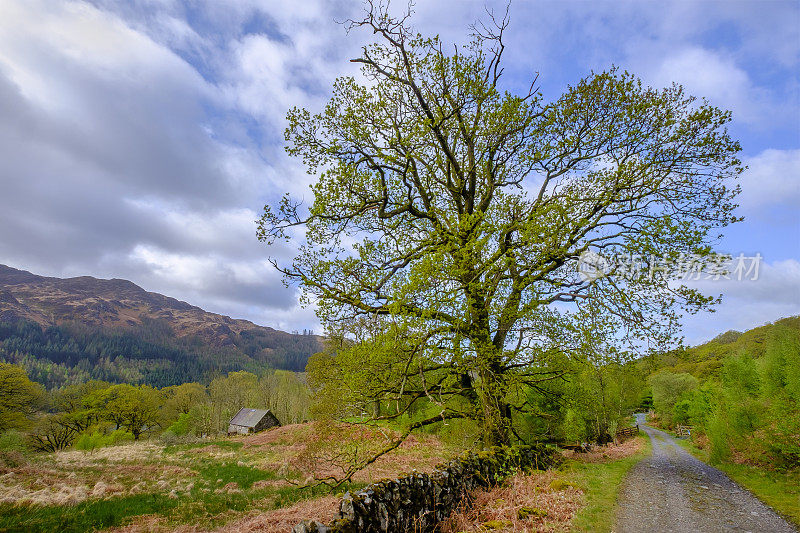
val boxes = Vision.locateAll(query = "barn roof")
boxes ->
[229,408,272,428]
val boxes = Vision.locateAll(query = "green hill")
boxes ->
[639,316,800,380]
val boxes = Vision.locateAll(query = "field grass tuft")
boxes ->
[0,493,179,533]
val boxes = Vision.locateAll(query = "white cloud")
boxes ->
[0,0,210,115]
[0,0,797,340]
[0,0,320,330]
[681,259,800,344]
[649,47,772,126]
[738,149,800,211]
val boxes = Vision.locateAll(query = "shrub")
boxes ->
[765,397,800,469]
[75,428,133,452]
[0,450,26,468]
[166,412,194,436]
[561,409,586,443]
[0,430,27,453]
[673,400,692,425]
[707,409,731,464]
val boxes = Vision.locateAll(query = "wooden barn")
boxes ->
[228,408,281,435]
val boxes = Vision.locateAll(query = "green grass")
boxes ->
[166,481,366,530]
[677,440,800,527]
[0,470,361,533]
[0,493,179,533]
[560,436,652,533]
[196,461,276,489]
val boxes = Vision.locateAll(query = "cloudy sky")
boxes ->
[0,0,798,344]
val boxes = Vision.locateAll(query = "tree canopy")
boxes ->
[260,4,742,445]
[0,362,42,432]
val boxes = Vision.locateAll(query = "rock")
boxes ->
[481,519,513,529]
[548,478,578,491]
[518,506,547,519]
[293,520,330,533]
[296,444,557,533]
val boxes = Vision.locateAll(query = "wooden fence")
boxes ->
[615,425,639,440]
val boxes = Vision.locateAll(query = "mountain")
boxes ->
[0,264,324,387]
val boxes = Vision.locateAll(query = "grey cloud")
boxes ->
[0,0,797,338]
[107,255,298,311]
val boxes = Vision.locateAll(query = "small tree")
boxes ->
[209,371,260,432]
[90,384,162,440]
[649,371,698,424]
[162,382,208,425]
[260,3,741,446]
[0,363,42,432]
[29,414,77,452]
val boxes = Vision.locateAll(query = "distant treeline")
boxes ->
[0,319,321,388]
[0,364,310,453]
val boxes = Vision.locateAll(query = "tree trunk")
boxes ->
[476,357,512,446]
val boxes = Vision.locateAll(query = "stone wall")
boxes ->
[293,444,558,533]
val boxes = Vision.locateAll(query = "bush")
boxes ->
[75,428,133,452]
[673,400,692,425]
[0,430,27,453]
[166,412,194,436]
[707,409,731,464]
[765,397,800,469]
[0,450,26,468]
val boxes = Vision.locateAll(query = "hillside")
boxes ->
[638,315,800,380]
[0,265,323,387]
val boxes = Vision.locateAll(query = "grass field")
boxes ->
[0,422,453,532]
[0,425,658,532]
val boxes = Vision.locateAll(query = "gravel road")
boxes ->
[614,413,797,533]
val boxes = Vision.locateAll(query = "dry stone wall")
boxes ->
[293,444,558,533]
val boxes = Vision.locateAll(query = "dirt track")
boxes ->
[614,414,797,533]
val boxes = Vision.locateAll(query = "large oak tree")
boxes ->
[259,4,741,446]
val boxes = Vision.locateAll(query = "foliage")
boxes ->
[260,370,311,425]
[561,409,585,443]
[648,371,698,425]
[646,317,800,469]
[166,412,196,437]
[162,382,208,421]
[261,3,741,446]
[13,360,313,449]
[567,358,645,443]
[0,362,42,432]
[88,384,163,440]
[74,428,133,452]
[0,429,27,453]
